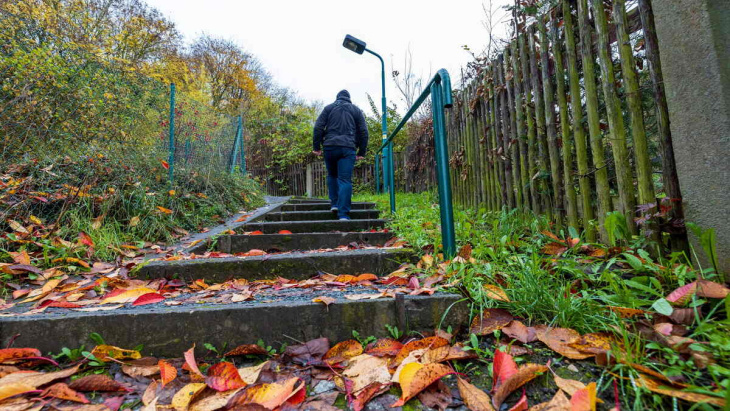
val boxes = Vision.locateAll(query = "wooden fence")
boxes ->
[446,0,686,249]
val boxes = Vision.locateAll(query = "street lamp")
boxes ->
[342,34,393,196]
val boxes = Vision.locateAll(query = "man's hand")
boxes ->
[356,156,365,161]
[312,150,322,156]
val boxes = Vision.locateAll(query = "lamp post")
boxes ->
[342,34,392,196]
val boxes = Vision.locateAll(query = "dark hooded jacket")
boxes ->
[313,90,369,156]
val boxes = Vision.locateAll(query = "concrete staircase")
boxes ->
[0,198,467,356]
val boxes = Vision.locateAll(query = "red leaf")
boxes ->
[493,349,518,392]
[161,159,169,170]
[278,230,293,235]
[78,232,94,247]
[250,231,264,235]
[132,293,165,306]
[666,282,697,306]
[184,345,204,379]
[41,383,89,403]
[205,362,246,392]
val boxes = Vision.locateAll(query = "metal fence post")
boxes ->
[431,79,456,258]
[375,155,380,193]
[168,83,176,184]
[306,163,313,197]
[239,116,247,175]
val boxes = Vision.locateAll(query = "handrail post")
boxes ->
[374,154,380,193]
[168,83,176,185]
[239,115,247,175]
[431,80,456,258]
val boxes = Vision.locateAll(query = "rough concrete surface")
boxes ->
[242,219,386,234]
[0,294,468,357]
[263,209,380,221]
[219,232,394,253]
[653,0,730,272]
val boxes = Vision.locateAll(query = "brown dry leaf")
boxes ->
[40,382,89,403]
[535,326,593,360]
[0,364,80,389]
[502,321,537,344]
[470,308,513,335]
[528,389,570,411]
[484,284,510,302]
[457,377,494,411]
[171,382,207,411]
[552,374,586,397]
[568,332,613,356]
[121,357,159,378]
[0,396,44,411]
[541,242,568,255]
[365,338,403,357]
[492,364,549,409]
[391,362,452,407]
[323,340,363,365]
[637,374,725,407]
[351,382,390,411]
[342,354,391,392]
[225,345,268,357]
[189,387,246,411]
[393,336,449,367]
[141,381,158,406]
[68,374,130,392]
[421,344,477,364]
[238,361,268,385]
[696,280,730,299]
[184,346,204,380]
[607,306,647,318]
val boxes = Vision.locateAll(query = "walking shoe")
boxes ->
[339,217,350,221]
[330,206,338,212]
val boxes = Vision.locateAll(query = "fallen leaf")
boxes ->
[171,382,206,410]
[457,377,495,411]
[470,308,514,335]
[41,383,89,403]
[141,381,158,406]
[0,348,41,364]
[365,338,403,357]
[535,326,593,360]
[492,364,549,409]
[0,364,80,389]
[132,293,165,306]
[637,374,725,407]
[78,232,94,247]
[68,374,131,392]
[541,242,568,255]
[391,362,452,407]
[0,383,36,401]
[277,230,293,234]
[393,336,449,367]
[225,345,269,357]
[206,362,246,392]
[121,357,159,378]
[553,374,587,397]
[608,306,647,318]
[666,283,697,306]
[570,382,597,411]
[282,338,329,366]
[530,389,570,411]
[351,382,390,411]
[484,284,510,302]
[342,354,391,392]
[249,231,264,235]
[568,332,613,356]
[159,360,177,387]
[421,344,477,364]
[226,377,305,409]
[313,296,336,307]
[493,349,518,392]
[238,361,268,385]
[90,345,141,362]
[190,388,246,411]
[103,287,157,304]
[129,216,140,227]
[156,206,173,214]
[502,321,537,344]
[323,340,363,366]
[696,280,730,299]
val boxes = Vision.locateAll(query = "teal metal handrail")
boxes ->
[375,68,456,257]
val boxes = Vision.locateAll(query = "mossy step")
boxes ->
[219,232,394,253]
[263,210,380,221]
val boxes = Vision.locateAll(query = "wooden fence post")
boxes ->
[306,163,313,198]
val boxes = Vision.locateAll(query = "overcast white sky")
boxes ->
[145,0,512,112]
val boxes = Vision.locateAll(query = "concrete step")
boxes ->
[0,293,468,357]
[263,210,380,222]
[219,232,394,253]
[138,248,414,283]
[242,219,386,233]
[280,202,376,212]
[288,198,329,204]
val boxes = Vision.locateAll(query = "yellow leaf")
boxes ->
[0,383,35,401]
[129,216,140,227]
[90,345,141,362]
[483,284,510,302]
[29,215,42,225]
[171,383,206,411]
[91,215,104,230]
[8,220,28,234]
[168,190,176,196]
[103,287,157,304]
[156,206,173,215]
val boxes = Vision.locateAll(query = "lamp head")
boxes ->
[343,34,366,55]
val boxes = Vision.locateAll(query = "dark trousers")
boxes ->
[323,146,356,218]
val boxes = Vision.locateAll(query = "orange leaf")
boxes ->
[491,364,548,408]
[607,306,647,318]
[393,336,449,367]
[41,383,89,403]
[249,230,264,235]
[568,332,614,356]
[227,377,305,409]
[0,348,41,364]
[637,374,725,407]
[391,362,452,406]
[334,274,358,284]
[277,230,293,234]
[156,206,173,214]
[78,232,94,247]
[159,360,177,387]
[356,273,378,282]
[224,344,269,357]
[365,338,403,357]
[323,340,363,366]
[534,325,593,360]
[492,349,518,391]
[541,242,568,255]
[103,287,157,304]
[570,382,597,411]
[160,160,169,170]
[483,285,510,302]
[421,345,477,364]
[457,377,494,411]
[206,362,246,392]
[0,383,36,401]
[469,308,513,336]
[352,382,391,411]
[68,374,131,392]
